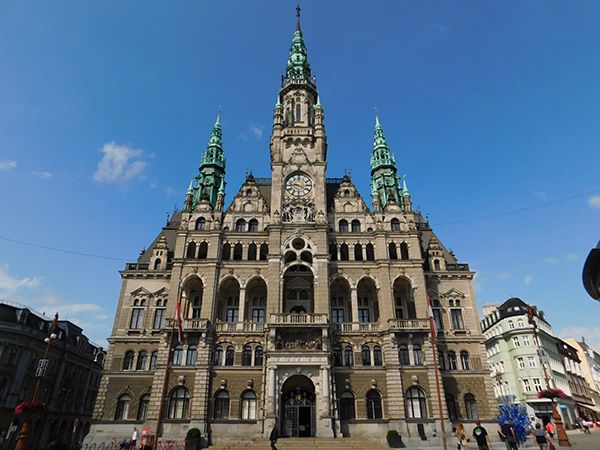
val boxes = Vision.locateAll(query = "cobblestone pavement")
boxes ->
[562,429,600,450]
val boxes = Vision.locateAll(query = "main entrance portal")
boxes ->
[281,375,315,437]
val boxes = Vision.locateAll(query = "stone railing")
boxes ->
[269,313,328,325]
[388,318,430,331]
[446,263,470,271]
[331,322,381,332]
[166,318,209,330]
[214,321,266,333]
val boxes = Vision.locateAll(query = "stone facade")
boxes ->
[86,10,495,447]
[0,302,105,449]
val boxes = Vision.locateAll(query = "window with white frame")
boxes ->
[517,319,524,328]
[517,357,525,369]
[523,379,531,392]
[513,337,520,348]
[130,308,145,329]
[527,356,536,368]
[523,335,531,346]
[533,378,542,392]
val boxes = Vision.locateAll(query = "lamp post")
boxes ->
[14,313,59,450]
[527,306,571,447]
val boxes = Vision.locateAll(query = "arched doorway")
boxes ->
[281,374,315,437]
[283,265,314,314]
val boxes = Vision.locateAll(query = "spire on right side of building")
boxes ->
[369,113,406,211]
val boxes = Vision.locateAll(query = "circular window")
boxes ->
[292,238,305,250]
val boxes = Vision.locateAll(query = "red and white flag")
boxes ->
[176,298,184,344]
[427,297,437,339]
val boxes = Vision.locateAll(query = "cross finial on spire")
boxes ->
[296,4,301,31]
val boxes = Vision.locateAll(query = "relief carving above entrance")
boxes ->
[275,329,323,351]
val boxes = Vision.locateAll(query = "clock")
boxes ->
[286,173,313,197]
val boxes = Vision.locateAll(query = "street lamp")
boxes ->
[527,305,571,447]
[14,313,59,450]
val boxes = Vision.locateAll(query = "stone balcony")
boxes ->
[166,318,209,331]
[331,322,381,333]
[269,313,328,327]
[214,321,265,334]
[388,318,430,331]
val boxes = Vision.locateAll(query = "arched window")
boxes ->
[351,219,361,233]
[446,395,458,421]
[246,189,252,197]
[195,217,206,231]
[361,346,371,366]
[295,103,301,122]
[254,346,264,366]
[115,394,131,420]
[344,345,354,366]
[438,351,446,370]
[366,243,375,261]
[168,387,190,419]
[413,345,423,365]
[340,243,349,261]
[214,390,230,419]
[186,346,197,366]
[248,219,259,232]
[373,345,383,366]
[460,351,470,370]
[300,251,313,263]
[389,243,398,260]
[241,391,257,420]
[259,243,269,260]
[191,295,202,319]
[198,242,208,259]
[154,259,161,270]
[242,346,252,366]
[354,244,363,261]
[339,391,356,420]
[339,220,348,233]
[464,393,478,419]
[247,243,257,260]
[172,345,183,366]
[434,259,441,270]
[136,351,147,371]
[137,394,150,421]
[398,345,410,365]
[186,242,196,259]
[213,346,223,366]
[344,189,350,197]
[233,243,243,260]
[222,243,231,260]
[447,351,457,370]
[235,219,246,232]
[405,387,427,418]
[225,345,235,366]
[391,218,400,232]
[123,351,134,371]
[149,351,158,371]
[366,390,383,419]
[400,242,409,260]
[329,243,338,261]
[333,346,342,366]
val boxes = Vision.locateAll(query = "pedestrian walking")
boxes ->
[455,423,468,450]
[545,421,555,439]
[269,423,278,450]
[131,427,138,450]
[499,420,518,450]
[472,420,491,450]
[531,423,548,450]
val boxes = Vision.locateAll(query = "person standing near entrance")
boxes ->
[269,423,279,450]
[472,420,491,450]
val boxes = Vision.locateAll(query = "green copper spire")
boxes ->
[286,5,311,81]
[402,175,409,196]
[187,178,195,194]
[218,177,225,195]
[315,95,322,109]
[369,113,404,211]
[275,95,282,109]
[187,112,227,209]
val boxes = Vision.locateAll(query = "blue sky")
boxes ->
[1,1,599,348]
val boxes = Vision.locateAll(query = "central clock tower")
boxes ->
[269,7,327,224]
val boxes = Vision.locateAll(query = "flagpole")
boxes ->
[429,298,448,450]
[153,287,182,450]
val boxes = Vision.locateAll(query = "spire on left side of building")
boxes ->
[185,112,227,211]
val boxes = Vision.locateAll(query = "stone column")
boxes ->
[239,287,247,324]
[321,366,331,416]
[350,288,359,327]
[266,365,277,416]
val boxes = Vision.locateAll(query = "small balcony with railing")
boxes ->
[166,317,209,331]
[268,313,328,327]
[388,318,430,331]
[331,322,382,333]
[214,321,266,334]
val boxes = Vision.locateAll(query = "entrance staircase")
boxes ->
[208,437,390,450]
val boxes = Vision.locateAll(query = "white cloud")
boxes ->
[589,195,600,209]
[249,125,264,139]
[32,170,53,179]
[534,191,549,201]
[0,264,42,296]
[524,275,534,285]
[544,256,559,264]
[498,272,512,279]
[0,160,16,170]
[566,253,578,262]
[165,186,176,196]
[558,326,600,354]
[93,141,147,184]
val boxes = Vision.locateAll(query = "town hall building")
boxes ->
[87,9,495,447]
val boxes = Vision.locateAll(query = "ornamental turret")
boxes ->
[369,113,404,211]
[285,5,311,82]
[186,113,227,210]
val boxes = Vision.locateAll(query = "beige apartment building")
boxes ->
[86,10,495,447]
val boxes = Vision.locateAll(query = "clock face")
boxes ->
[286,174,313,197]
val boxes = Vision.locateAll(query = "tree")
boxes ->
[497,395,531,444]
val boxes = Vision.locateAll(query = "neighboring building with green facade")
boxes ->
[481,298,577,426]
